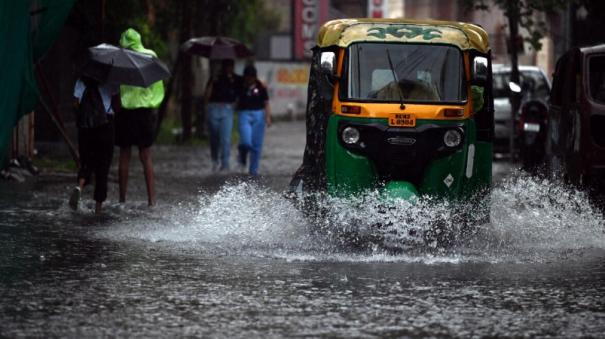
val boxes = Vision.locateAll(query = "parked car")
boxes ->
[492,64,551,154]
[546,44,605,194]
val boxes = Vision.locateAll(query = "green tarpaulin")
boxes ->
[0,0,75,166]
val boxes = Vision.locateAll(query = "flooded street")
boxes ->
[1,121,605,338]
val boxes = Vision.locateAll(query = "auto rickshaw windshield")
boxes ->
[344,43,467,103]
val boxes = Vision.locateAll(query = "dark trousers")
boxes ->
[77,117,114,203]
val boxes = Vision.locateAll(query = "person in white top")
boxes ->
[69,75,118,214]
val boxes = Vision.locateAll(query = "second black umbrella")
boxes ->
[181,36,253,59]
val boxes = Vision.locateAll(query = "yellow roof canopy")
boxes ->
[317,18,490,53]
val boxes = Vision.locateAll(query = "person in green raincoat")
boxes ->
[115,28,164,206]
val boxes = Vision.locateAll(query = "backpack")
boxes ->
[77,83,108,129]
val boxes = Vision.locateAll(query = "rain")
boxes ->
[1,1,605,338]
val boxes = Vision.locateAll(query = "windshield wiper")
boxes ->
[386,48,405,110]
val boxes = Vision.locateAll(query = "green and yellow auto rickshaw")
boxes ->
[290,18,494,233]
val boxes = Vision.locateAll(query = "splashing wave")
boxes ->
[102,175,605,262]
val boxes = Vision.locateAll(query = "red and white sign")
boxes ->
[368,0,388,18]
[293,0,330,60]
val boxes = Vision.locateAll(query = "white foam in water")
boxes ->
[318,190,461,250]
[488,173,605,251]
[103,182,314,250]
[190,183,311,250]
[101,175,605,263]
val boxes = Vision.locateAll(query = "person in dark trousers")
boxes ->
[69,76,117,214]
[237,65,272,176]
[204,59,241,172]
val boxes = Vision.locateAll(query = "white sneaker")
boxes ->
[69,187,81,210]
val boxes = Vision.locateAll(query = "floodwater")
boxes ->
[1,121,604,338]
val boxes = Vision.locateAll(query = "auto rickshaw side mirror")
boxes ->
[316,50,337,100]
[320,51,338,82]
[320,51,336,73]
[472,56,489,85]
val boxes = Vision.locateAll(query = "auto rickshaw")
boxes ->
[290,18,494,238]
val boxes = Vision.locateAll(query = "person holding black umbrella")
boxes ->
[69,75,118,214]
[115,28,165,207]
[181,36,253,172]
[204,59,241,172]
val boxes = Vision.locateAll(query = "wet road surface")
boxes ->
[1,121,604,338]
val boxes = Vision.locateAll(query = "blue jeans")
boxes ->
[238,109,265,175]
[207,103,234,169]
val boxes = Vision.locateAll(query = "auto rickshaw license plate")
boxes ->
[389,113,416,127]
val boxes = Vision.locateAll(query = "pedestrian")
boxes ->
[237,65,272,176]
[204,59,241,172]
[115,28,164,206]
[69,75,117,214]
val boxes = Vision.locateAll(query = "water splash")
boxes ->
[315,190,479,252]
[102,182,315,251]
[487,173,605,252]
[190,183,312,250]
[100,175,605,263]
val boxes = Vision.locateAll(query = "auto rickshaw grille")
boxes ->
[338,121,465,186]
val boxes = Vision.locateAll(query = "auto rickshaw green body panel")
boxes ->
[325,115,492,201]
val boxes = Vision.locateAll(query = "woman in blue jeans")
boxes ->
[237,65,272,175]
[205,59,241,171]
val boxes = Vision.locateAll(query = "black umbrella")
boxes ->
[181,36,253,59]
[83,43,171,87]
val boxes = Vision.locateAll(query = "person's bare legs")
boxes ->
[118,147,131,203]
[78,178,86,190]
[95,201,103,215]
[68,177,87,210]
[139,146,155,206]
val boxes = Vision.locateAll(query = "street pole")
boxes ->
[507,1,521,163]
[180,0,193,141]
[99,0,105,42]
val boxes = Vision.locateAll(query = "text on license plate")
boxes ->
[389,113,416,127]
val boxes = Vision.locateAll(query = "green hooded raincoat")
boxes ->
[119,28,165,109]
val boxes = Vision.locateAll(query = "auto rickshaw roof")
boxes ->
[317,18,490,53]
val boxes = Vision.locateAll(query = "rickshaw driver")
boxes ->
[375,79,439,101]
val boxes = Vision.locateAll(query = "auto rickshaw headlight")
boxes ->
[443,129,462,147]
[342,127,360,144]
